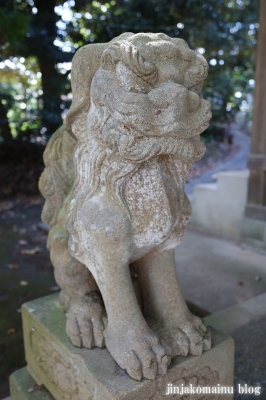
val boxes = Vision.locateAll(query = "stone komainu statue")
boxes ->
[39,32,212,381]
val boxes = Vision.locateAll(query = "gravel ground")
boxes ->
[233,316,266,399]
[0,197,56,398]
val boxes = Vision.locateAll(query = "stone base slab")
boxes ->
[10,367,53,400]
[20,294,234,400]
[240,216,266,253]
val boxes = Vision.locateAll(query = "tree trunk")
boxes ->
[29,0,66,136]
[246,0,266,220]
[0,101,12,143]
[38,60,64,136]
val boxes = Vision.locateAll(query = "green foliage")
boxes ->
[70,0,258,133]
[0,0,72,139]
[0,0,259,143]
[0,7,30,60]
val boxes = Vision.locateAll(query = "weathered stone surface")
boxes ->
[10,367,53,400]
[22,294,234,400]
[38,32,213,380]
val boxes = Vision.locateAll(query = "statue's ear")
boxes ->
[66,43,107,138]
[101,46,121,72]
[66,34,134,138]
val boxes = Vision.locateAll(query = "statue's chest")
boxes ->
[124,157,181,249]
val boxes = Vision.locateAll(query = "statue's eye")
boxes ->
[188,66,207,83]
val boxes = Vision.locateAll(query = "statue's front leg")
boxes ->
[68,197,170,381]
[48,225,107,349]
[135,247,211,357]
[98,257,170,381]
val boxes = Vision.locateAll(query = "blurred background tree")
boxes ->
[0,0,259,193]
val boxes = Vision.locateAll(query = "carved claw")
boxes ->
[162,316,212,358]
[104,325,171,381]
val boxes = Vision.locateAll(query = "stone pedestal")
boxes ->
[189,170,249,241]
[240,216,266,252]
[10,294,234,400]
[10,368,53,400]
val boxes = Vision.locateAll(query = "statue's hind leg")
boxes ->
[134,247,211,358]
[48,225,107,349]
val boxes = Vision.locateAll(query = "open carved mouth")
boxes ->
[188,83,203,96]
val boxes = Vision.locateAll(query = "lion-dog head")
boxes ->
[64,33,211,256]
[40,33,211,236]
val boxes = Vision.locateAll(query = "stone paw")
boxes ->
[104,325,171,381]
[161,314,211,357]
[66,293,107,349]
